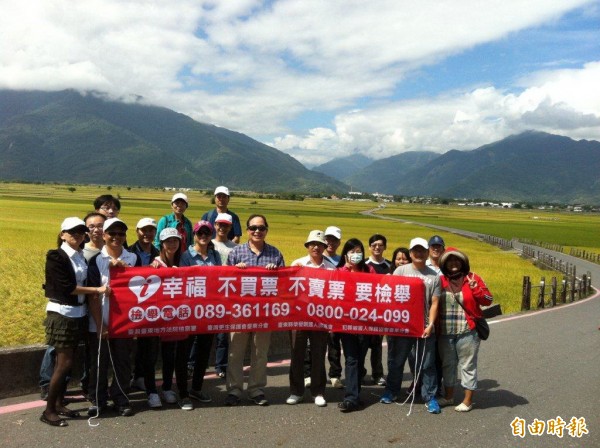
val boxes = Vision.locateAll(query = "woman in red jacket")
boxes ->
[437,248,493,412]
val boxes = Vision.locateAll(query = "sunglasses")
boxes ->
[247,225,267,232]
[66,229,86,236]
[107,231,126,237]
[196,229,212,236]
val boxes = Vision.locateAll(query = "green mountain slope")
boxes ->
[312,153,373,181]
[0,89,347,193]
[336,131,599,203]
[343,151,440,193]
[396,131,600,203]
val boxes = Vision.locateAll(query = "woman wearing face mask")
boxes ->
[336,238,375,412]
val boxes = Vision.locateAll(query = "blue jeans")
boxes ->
[339,333,370,404]
[385,336,438,402]
[215,332,229,373]
[40,344,87,392]
[39,346,56,387]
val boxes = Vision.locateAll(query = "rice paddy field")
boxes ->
[1,182,598,347]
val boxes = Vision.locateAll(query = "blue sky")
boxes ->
[1,0,599,166]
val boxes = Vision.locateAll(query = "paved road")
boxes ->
[1,293,598,448]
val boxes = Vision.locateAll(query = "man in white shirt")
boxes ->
[210,213,238,378]
[323,225,344,388]
[87,218,140,417]
[287,231,335,407]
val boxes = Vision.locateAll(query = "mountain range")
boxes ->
[1,89,599,203]
[313,132,600,204]
[0,89,346,193]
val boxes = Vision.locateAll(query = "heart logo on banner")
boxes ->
[129,275,162,303]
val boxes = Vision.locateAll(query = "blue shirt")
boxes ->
[201,209,243,241]
[128,241,160,266]
[180,246,222,267]
[227,242,285,267]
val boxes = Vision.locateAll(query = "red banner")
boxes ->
[108,266,425,338]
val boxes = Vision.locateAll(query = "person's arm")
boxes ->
[423,294,439,338]
[423,275,441,337]
[73,284,109,296]
[212,249,222,266]
[227,248,247,269]
[468,273,493,306]
[46,250,108,297]
[154,216,167,249]
[86,258,108,338]
[265,248,284,270]
[232,214,242,244]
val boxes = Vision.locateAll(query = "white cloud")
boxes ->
[274,62,600,165]
[0,0,597,165]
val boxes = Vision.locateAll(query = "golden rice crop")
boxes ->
[0,183,574,347]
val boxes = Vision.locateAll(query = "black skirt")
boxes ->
[44,311,86,349]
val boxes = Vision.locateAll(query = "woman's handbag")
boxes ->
[451,289,490,341]
[473,317,490,340]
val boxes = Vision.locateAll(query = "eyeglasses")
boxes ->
[247,225,267,232]
[100,205,117,212]
[307,242,324,248]
[107,231,126,237]
[87,225,103,231]
[370,243,385,248]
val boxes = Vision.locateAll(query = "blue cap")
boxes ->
[428,235,445,247]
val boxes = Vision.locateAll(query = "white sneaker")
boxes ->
[179,397,194,411]
[286,394,302,405]
[314,395,327,407]
[147,393,162,408]
[304,377,311,387]
[162,389,177,404]
[330,377,343,389]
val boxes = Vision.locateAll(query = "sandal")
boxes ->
[40,412,68,427]
[57,408,81,418]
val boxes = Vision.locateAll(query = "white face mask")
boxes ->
[349,252,363,264]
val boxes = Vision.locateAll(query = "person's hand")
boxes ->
[98,329,109,339]
[422,323,434,338]
[467,273,478,289]
[235,262,247,269]
[265,263,278,270]
[151,259,162,268]
[110,258,130,268]
[97,285,110,296]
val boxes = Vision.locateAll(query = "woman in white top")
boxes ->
[41,217,109,427]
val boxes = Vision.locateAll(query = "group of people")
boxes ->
[40,187,493,427]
